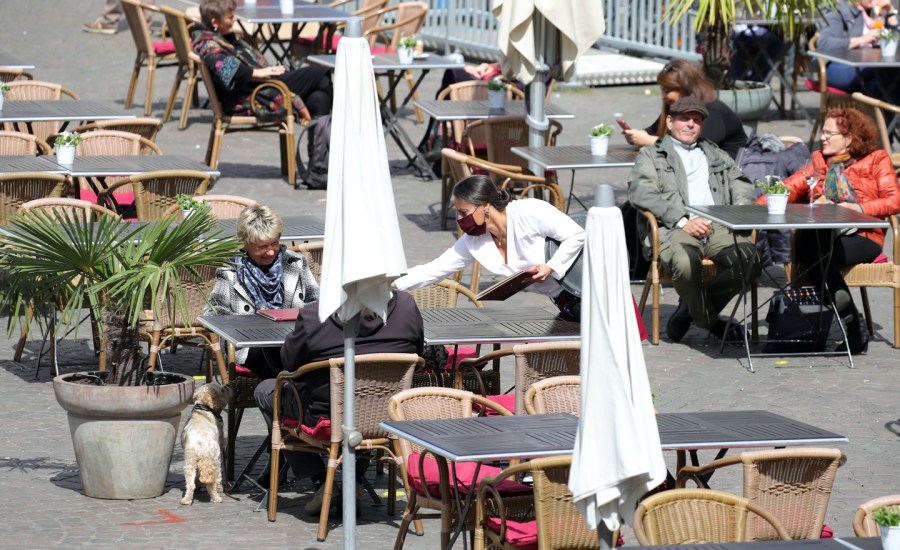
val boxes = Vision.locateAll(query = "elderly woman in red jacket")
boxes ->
[770,107,900,354]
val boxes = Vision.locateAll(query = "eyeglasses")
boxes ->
[820,129,844,139]
[661,61,676,73]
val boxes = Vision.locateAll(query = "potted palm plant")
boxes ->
[0,210,239,499]
[664,0,836,129]
[874,505,900,550]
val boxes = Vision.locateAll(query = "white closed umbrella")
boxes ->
[318,34,408,549]
[568,206,666,546]
[491,0,606,163]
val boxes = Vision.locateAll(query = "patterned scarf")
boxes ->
[236,246,285,309]
[823,154,858,205]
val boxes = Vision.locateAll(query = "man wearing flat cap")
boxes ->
[628,96,760,342]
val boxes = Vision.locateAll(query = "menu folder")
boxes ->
[255,308,300,321]
[476,270,535,301]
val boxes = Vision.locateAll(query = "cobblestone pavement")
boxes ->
[1,2,898,548]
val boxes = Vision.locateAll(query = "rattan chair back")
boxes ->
[71,118,162,153]
[162,194,257,220]
[463,115,561,172]
[436,80,525,150]
[0,130,50,155]
[364,2,428,50]
[75,129,144,156]
[4,80,79,144]
[512,341,580,415]
[531,455,598,549]
[99,169,210,221]
[633,488,791,545]
[289,241,324,283]
[0,172,68,224]
[523,375,581,416]
[408,279,483,310]
[160,5,202,129]
[853,495,900,536]
[19,197,121,222]
[0,68,33,83]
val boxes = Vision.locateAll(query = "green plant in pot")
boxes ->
[0,210,239,499]
[589,123,615,155]
[54,131,82,165]
[663,0,836,131]
[758,175,790,215]
[397,34,417,64]
[175,193,208,219]
[0,83,9,110]
[487,77,509,109]
[880,28,900,57]
[874,505,900,550]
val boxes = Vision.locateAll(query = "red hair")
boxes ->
[826,107,878,159]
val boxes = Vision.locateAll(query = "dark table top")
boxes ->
[380,410,848,462]
[420,307,580,345]
[0,100,135,123]
[623,538,881,550]
[47,155,220,177]
[414,99,574,121]
[309,53,465,71]
[686,204,890,231]
[807,48,900,67]
[0,155,68,174]
[511,145,638,170]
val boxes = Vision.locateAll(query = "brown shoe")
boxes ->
[82,21,118,35]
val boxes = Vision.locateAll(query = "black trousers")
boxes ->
[276,65,333,117]
[796,230,881,314]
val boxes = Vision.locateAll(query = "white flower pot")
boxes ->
[766,193,789,215]
[488,89,506,110]
[244,0,256,5]
[0,91,4,111]
[881,525,900,550]
[589,136,610,156]
[56,144,76,165]
[279,0,293,14]
[397,47,414,65]
[881,39,898,58]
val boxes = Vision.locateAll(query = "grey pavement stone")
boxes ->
[2,1,900,548]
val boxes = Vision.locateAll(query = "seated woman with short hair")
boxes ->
[204,204,319,378]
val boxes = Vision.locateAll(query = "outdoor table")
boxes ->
[0,100,135,134]
[510,145,638,212]
[623,538,880,550]
[419,306,579,346]
[414,98,574,122]
[47,154,220,178]
[381,410,848,549]
[0,155,68,174]
[308,53,465,180]
[686,204,889,371]
[0,52,34,71]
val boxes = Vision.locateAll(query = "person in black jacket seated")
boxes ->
[254,291,424,514]
[624,59,747,160]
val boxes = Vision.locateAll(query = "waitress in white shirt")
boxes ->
[394,175,586,319]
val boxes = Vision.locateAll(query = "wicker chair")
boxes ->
[854,495,900,536]
[0,130,51,155]
[441,148,565,231]
[0,172,67,224]
[294,0,389,58]
[851,92,900,176]
[511,341,581,415]
[436,80,525,151]
[365,1,429,123]
[676,448,845,540]
[3,80,79,145]
[159,5,202,129]
[70,129,162,208]
[389,387,518,550]
[120,0,178,116]
[13,198,121,365]
[788,216,900,348]
[162,194,258,220]
[523,375,581,416]
[461,115,563,173]
[289,241,324,283]
[66,118,162,153]
[269,353,423,541]
[475,455,600,550]
[804,34,858,147]
[636,209,759,345]
[0,68,33,83]
[194,51,297,184]
[633,488,792,545]
[97,169,210,221]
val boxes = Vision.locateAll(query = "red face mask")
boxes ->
[457,210,487,236]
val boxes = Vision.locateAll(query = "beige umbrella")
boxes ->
[318,30,407,549]
[491,0,606,159]
[568,204,666,546]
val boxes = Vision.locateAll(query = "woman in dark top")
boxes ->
[624,59,747,160]
[192,0,332,122]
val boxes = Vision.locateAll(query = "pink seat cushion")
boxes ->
[283,416,299,429]
[445,346,478,370]
[368,45,393,55]
[803,78,848,95]
[233,364,260,378]
[299,416,331,439]
[78,188,136,220]
[479,393,515,415]
[152,40,176,56]
[821,525,834,538]
[873,253,889,264]
[484,517,538,550]
[406,452,532,497]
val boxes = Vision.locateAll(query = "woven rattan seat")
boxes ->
[523,375,580,416]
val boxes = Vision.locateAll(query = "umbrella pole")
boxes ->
[526,12,551,176]
[342,314,362,550]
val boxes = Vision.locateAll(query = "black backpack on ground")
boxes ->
[295,114,331,190]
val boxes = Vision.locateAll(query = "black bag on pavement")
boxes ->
[763,287,833,354]
[295,114,331,190]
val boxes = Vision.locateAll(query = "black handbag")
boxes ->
[763,287,834,354]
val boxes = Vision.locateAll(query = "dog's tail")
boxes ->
[197,455,219,485]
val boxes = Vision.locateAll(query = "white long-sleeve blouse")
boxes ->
[395,199,585,297]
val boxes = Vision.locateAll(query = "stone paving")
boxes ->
[1,1,899,548]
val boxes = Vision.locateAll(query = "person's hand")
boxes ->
[253,65,287,79]
[683,218,712,239]
[298,106,311,121]
[528,264,553,282]
[873,0,894,11]
[624,129,655,147]
[851,30,880,48]
[837,201,863,212]
[814,195,831,204]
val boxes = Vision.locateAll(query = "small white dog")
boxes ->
[180,382,232,505]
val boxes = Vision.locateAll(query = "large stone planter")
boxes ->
[53,372,194,499]
[716,80,773,137]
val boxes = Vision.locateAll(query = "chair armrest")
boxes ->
[249,79,294,120]
[96,176,138,202]
[471,394,513,416]
[455,348,513,392]
[640,209,661,261]
[475,460,536,544]
[674,454,742,489]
